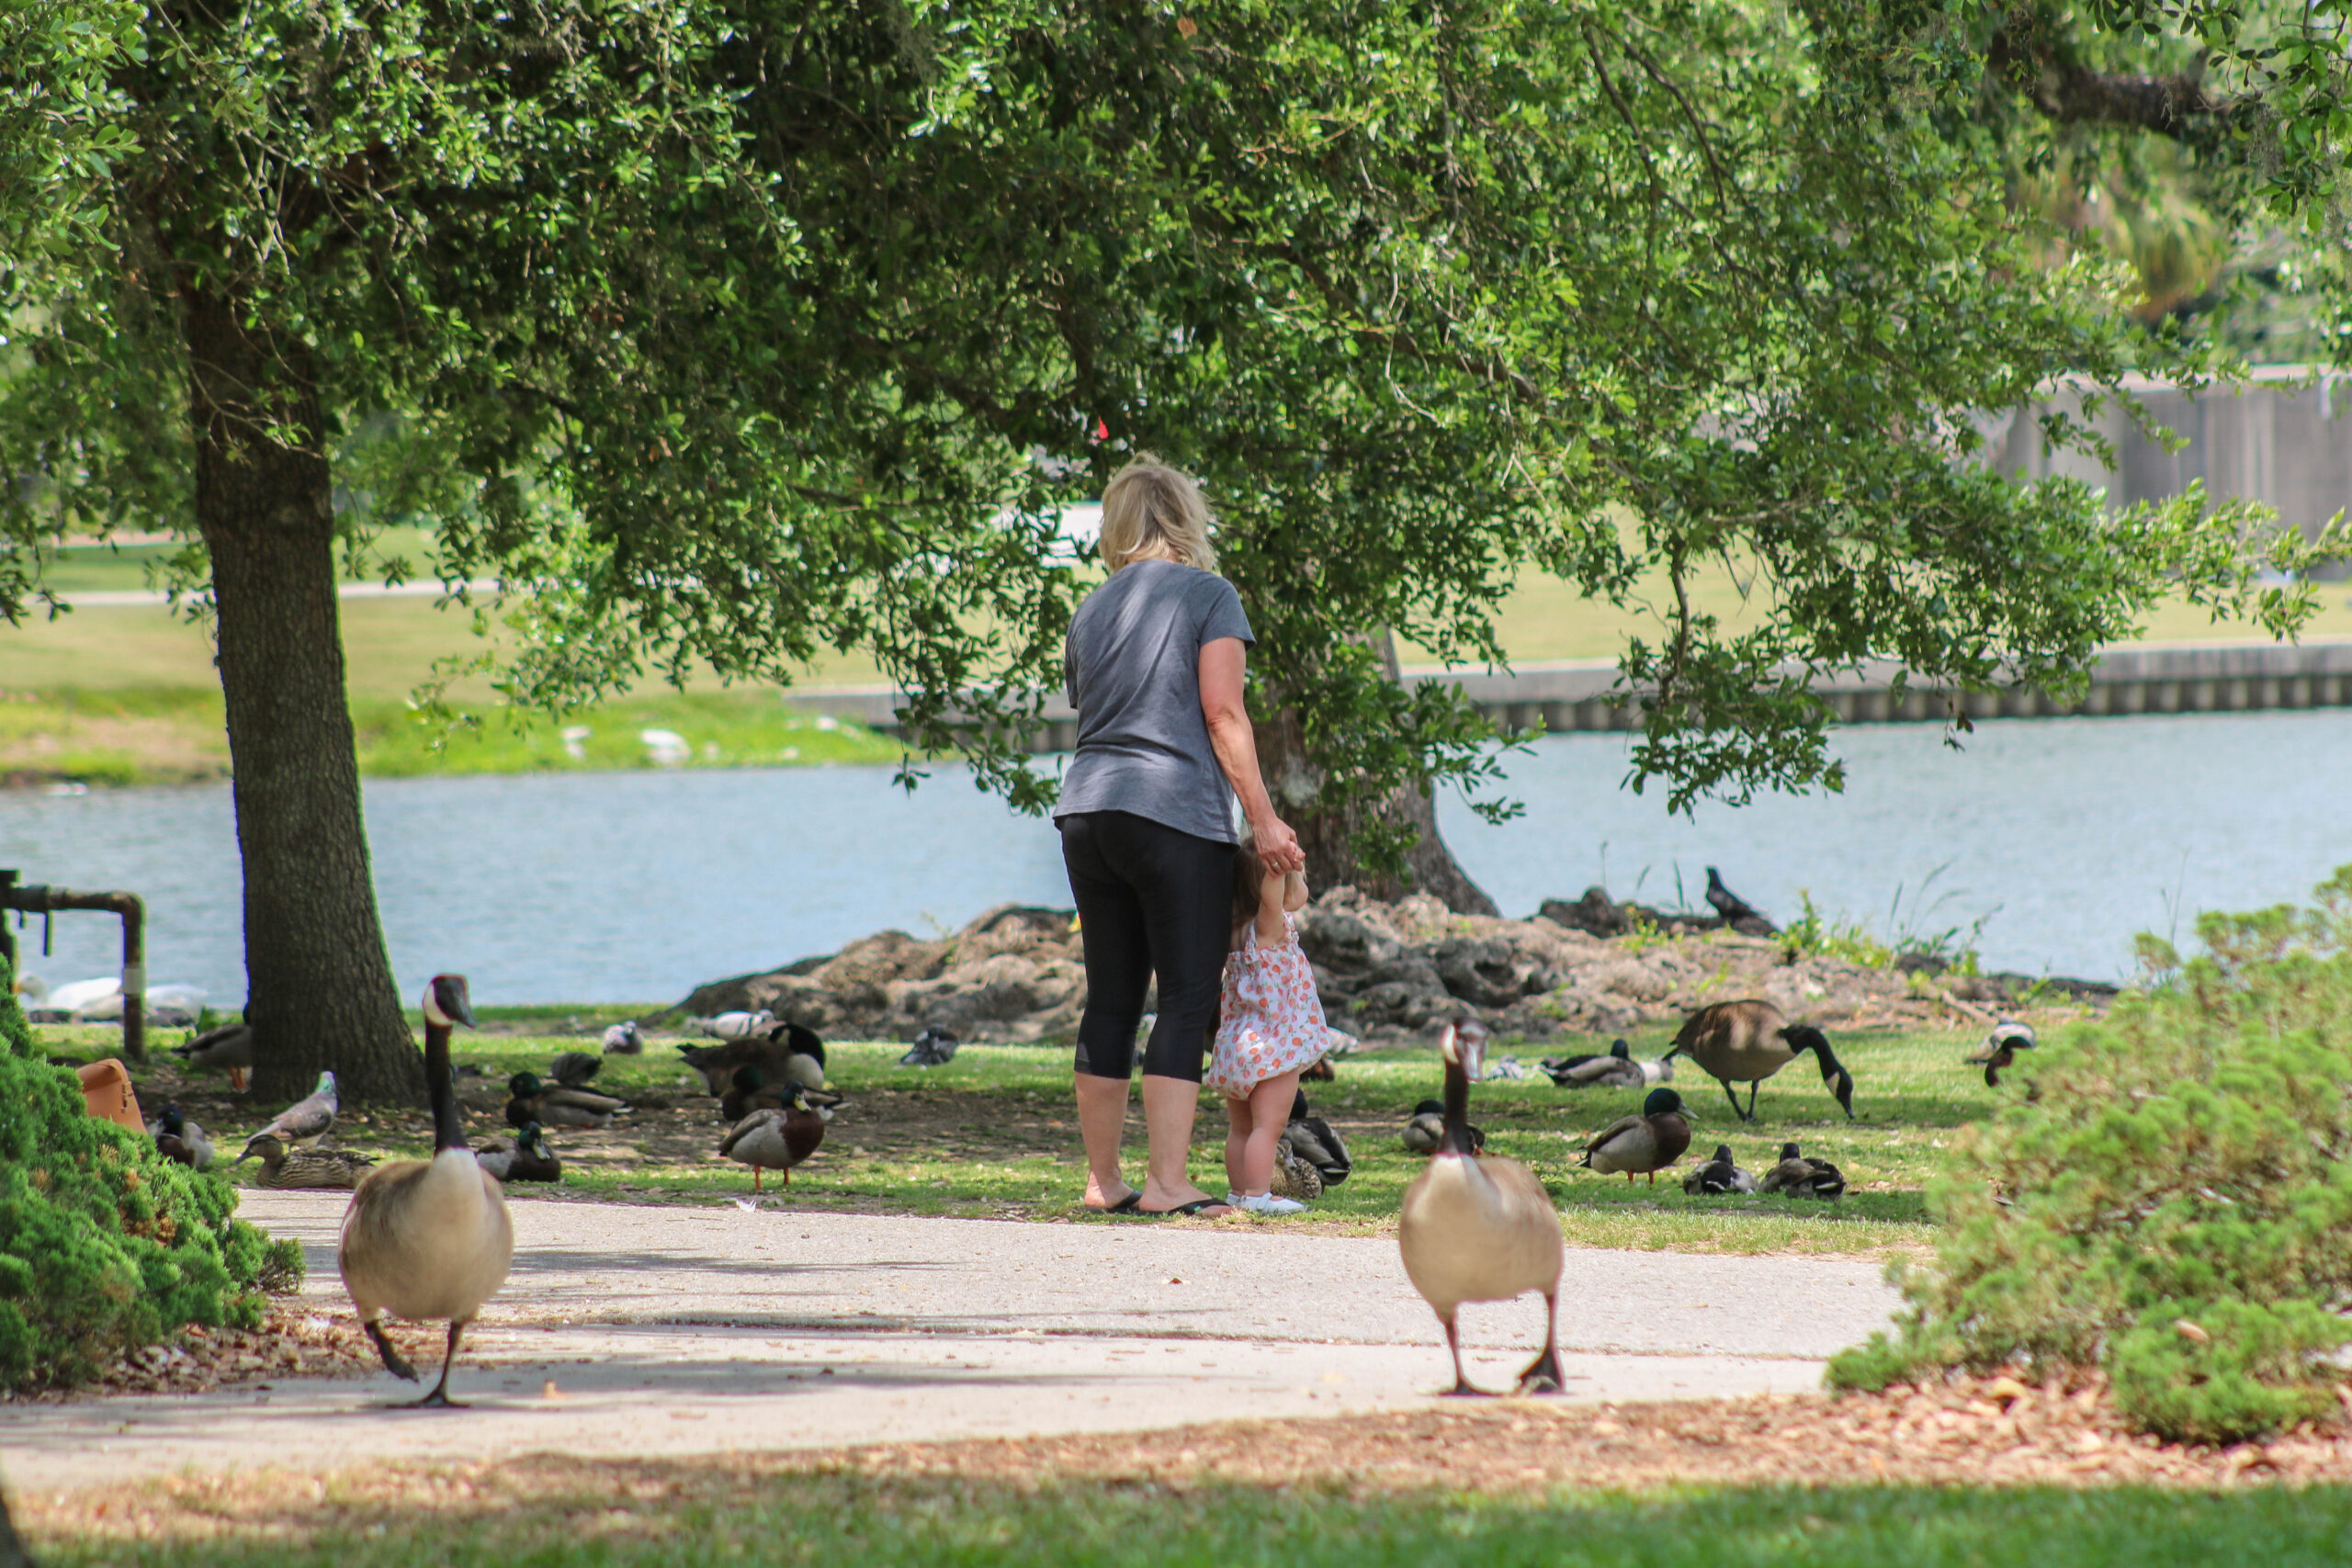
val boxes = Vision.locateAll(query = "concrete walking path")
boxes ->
[1,1193,1903,1491]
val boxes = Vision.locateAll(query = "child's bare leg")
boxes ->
[1222,1093,1252,1196]
[1236,1070,1302,1196]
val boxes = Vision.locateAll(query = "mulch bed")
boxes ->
[6,1306,381,1404]
[27,1373,2352,1546]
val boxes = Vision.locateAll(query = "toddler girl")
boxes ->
[1205,838,1329,1214]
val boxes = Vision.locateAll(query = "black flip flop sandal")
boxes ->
[1141,1197,1230,1217]
[1089,1190,1145,1215]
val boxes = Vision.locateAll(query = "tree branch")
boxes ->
[1988,22,2237,139]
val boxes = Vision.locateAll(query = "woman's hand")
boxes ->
[1252,813,1305,875]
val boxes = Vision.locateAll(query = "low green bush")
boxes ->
[0,956,301,1391]
[1829,865,2352,1444]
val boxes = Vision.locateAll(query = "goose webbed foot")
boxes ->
[364,1321,418,1382]
[1516,1300,1565,1395]
[398,1322,469,1410]
[1439,1314,1493,1398]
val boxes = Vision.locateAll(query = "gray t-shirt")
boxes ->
[1054,560,1255,843]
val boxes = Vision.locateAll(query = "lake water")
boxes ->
[3,708,2348,1010]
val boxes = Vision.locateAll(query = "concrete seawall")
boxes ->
[794,637,2352,747]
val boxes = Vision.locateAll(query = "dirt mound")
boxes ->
[669,888,2105,1048]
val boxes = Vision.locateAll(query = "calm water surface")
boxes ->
[2,709,2346,1009]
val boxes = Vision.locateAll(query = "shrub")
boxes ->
[1828,865,2352,1445]
[0,954,302,1391]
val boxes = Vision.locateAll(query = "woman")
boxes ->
[1057,457,1304,1217]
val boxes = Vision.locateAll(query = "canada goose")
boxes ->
[169,1021,254,1090]
[899,1026,960,1067]
[339,974,514,1408]
[718,1088,825,1192]
[235,1072,340,1160]
[1283,1090,1352,1185]
[1758,1140,1846,1199]
[602,1021,646,1055]
[547,1051,602,1089]
[1662,999,1854,1122]
[250,1134,376,1190]
[1579,1088,1692,1185]
[693,1010,775,1041]
[1403,1098,1485,1155]
[676,1025,825,1096]
[1966,1021,2037,1087]
[504,1072,629,1130]
[1398,1019,1566,1397]
[477,1121,561,1183]
[1704,867,1774,933]
[150,1103,214,1169]
[1681,1143,1755,1195]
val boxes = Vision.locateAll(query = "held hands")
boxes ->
[1251,813,1305,876]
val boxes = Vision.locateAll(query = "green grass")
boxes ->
[34,1477,2352,1568]
[73,1015,1996,1253]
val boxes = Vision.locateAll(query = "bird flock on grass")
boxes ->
[106,858,2043,1405]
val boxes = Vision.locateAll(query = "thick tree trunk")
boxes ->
[0,1478,33,1568]
[1252,634,1499,916]
[187,288,422,1105]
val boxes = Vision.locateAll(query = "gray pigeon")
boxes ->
[236,1071,339,1161]
[899,1026,960,1067]
[602,1021,646,1055]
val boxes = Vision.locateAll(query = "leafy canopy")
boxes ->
[0,0,2338,846]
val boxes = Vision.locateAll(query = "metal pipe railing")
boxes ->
[0,870,148,1062]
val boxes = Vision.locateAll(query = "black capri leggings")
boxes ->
[1059,810,1235,1083]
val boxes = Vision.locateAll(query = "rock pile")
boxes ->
[671,886,2100,1047]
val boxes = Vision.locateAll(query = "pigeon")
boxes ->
[899,1026,960,1067]
[1758,1141,1846,1199]
[1681,1143,1756,1195]
[235,1071,339,1161]
[1966,1021,2038,1087]
[602,1021,646,1055]
[1283,1090,1352,1185]
[1483,1055,1529,1082]
[547,1050,602,1089]
[1704,867,1776,935]
[694,1010,776,1041]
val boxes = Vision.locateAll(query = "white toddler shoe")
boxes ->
[1227,1190,1306,1215]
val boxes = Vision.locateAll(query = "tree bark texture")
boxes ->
[1252,634,1499,916]
[186,288,423,1105]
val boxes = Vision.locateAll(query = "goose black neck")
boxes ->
[1807,1037,1846,1082]
[425,1021,465,1152]
[1440,1053,1476,1156]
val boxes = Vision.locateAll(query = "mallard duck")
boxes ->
[720,1064,787,1122]
[169,1021,254,1090]
[547,1051,602,1089]
[1758,1141,1846,1199]
[505,1072,629,1130]
[1681,1143,1754,1195]
[150,1103,214,1169]
[235,1071,340,1161]
[250,1134,375,1190]
[1539,1039,1672,1089]
[1662,999,1854,1122]
[477,1121,561,1183]
[602,1021,646,1055]
[1966,1021,2037,1087]
[1398,1018,1565,1397]
[1268,1138,1324,1201]
[717,1088,825,1192]
[677,1024,826,1096]
[1579,1088,1692,1185]
[1403,1098,1485,1155]
[1283,1090,1352,1185]
[899,1026,959,1067]
[339,975,514,1407]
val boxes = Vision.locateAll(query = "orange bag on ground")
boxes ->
[75,1058,145,1133]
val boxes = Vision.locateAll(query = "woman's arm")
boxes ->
[1199,637,1304,874]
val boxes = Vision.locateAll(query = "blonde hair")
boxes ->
[1099,456,1217,573]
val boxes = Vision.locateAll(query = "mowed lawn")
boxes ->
[31,1469,2352,1568]
[69,1011,2011,1256]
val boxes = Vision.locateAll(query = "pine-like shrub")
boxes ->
[0,954,301,1391]
[1829,865,2352,1443]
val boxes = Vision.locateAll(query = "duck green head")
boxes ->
[732,1065,763,1092]
[508,1072,542,1097]
[520,1121,548,1152]
[1643,1088,1684,1118]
